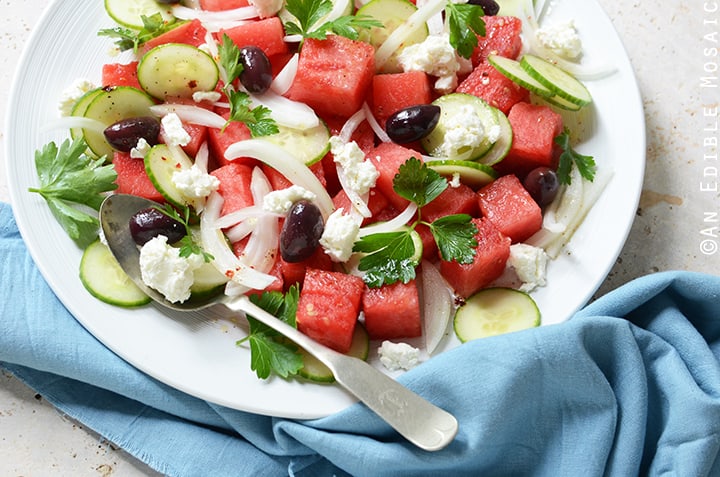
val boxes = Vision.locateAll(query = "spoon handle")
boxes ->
[231,297,458,451]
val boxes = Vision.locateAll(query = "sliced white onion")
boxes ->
[200,191,277,292]
[361,102,391,143]
[200,20,252,33]
[416,0,444,35]
[172,5,259,22]
[270,53,299,96]
[250,90,319,130]
[339,108,367,143]
[226,219,256,243]
[225,139,335,218]
[214,205,277,229]
[421,260,454,354]
[195,141,210,173]
[41,116,106,135]
[238,167,278,275]
[336,166,372,218]
[150,104,227,129]
[283,34,304,44]
[358,202,418,237]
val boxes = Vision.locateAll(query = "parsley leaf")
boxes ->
[218,34,244,85]
[98,14,177,53]
[353,231,419,287]
[155,204,214,262]
[238,286,303,379]
[393,157,447,207]
[428,214,477,264]
[28,138,117,248]
[445,2,486,59]
[283,0,382,41]
[554,129,596,184]
[225,90,279,137]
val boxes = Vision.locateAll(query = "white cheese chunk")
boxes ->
[319,208,360,262]
[161,113,192,147]
[438,104,486,158]
[329,136,379,196]
[378,341,421,372]
[398,34,462,94]
[535,20,583,60]
[58,78,96,117]
[172,165,220,200]
[192,90,222,103]
[130,138,151,159]
[262,185,317,215]
[139,235,204,304]
[508,243,549,292]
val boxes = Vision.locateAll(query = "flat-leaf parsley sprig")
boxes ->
[445,2,487,59]
[98,13,177,53]
[283,0,383,41]
[154,203,214,263]
[354,158,478,288]
[554,129,596,184]
[237,285,304,379]
[28,138,117,249]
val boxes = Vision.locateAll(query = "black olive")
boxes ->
[385,104,441,144]
[467,0,500,16]
[129,207,186,246]
[239,46,273,95]
[523,167,560,207]
[279,200,324,262]
[103,116,161,152]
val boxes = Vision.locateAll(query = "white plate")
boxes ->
[5,0,645,418]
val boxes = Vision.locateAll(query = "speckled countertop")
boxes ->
[1,0,716,475]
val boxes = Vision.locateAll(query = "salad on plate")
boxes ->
[29,0,614,383]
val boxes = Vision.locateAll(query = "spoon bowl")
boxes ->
[100,194,458,451]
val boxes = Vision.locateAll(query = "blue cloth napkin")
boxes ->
[2,200,720,477]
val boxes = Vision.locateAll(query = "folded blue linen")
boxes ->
[2,200,719,476]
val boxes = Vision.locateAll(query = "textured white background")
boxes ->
[1,0,716,475]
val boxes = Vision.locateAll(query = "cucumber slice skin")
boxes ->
[476,109,513,166]
[487,54,554,98]
[80,240,151,307]
[264,122,331,166]
[82,86,157,158]
[104,0,173,30]
[144,143,193,207]
[138,43,219,101]
[421,93,500,161]
[426,159,497,188]
[453,287,540,342]
[298,323,370,382]
[520,54,592,107]
[70,88,104,140]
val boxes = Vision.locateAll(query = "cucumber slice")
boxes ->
[357,0,428,73]
[487,54,554,98]
[476,109,513,166]
[426,159,497,188]
[138,43,219,100]
[298,323,370,382]
[520,54,592,107]
[263,122,331,166]
[189,260,228,300]
[542,94,583,112]
[144,143,193,207]
[421,93,500,161]
[104,0,173,30]
[80,240,151,307]
[70,87,104,141]
[82,86,157,158]
[454,287,540,342]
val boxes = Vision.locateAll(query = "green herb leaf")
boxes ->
[554,129,596,184]
[218,33,245,85]
[239,286,303,379]
[225,90,279,137]
[354,231,419,287]
[445,3,486,59]
[28,138,117,248]
[155,204,214,262]
[428,214,477,263]
[392,157,447,208]
[98,14,177,53]
[283,0,382,40]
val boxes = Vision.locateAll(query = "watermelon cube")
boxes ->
[456,62,530,115]
[207,111,255,167]
[296,269,365,353]
[287,35,375,118]
[113,152,165,202]
[362,280,422,340]
[367,142,422,210]
[260,162,326,191]
[219,17,288,59]
[210,162,255,216]
[471,16,524,66]
[200,0,249,10]
[477,174,542,243]
[496,102,564,177]
[280,247,333,289]
[371,71,432,126]
[141,19,208,53]
[332,188,390,226]
[439,217,511,298]
[102,62,141,89]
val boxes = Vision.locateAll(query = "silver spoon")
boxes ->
[100,194,458,452]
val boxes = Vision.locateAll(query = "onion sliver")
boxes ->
[361,103,391,143]
[270,53,299,95]
[172,5,259,22]
[150,104,227,129]
[250,90,319,130]
[339,108,367,143]
[238,167,279,275]
[336,167,372,217]
[421,260,454,354]
[225,139,335,218]
[42,116,106,135]
[214,205,278,229]
[358,202,418,237]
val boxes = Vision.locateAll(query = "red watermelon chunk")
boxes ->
[496,102,564,177]
[332,188,390,226]
[471,16,523,66]
[218,17,288,58]
[371,71,432,127]
[260,162,326,191]
[200,0,250,10]
[210,162,255,216]
[477,174,542,243]
[367,142,422,210]
[207,111,255,167]
[296,269,365,353]
[280,247,333,290]
[456,62,530,115]
[439,217,511,298]
[112,152,165,202]
[287,36,375,118]
[141,19,208,53]
[102,62,142,89]
[362,280,422,340]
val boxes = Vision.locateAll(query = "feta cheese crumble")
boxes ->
[130,138,151,159]
[438,104,486,158]
[172,165,220,200]
[139,235,204,303]
[378,341,421,371]
[192,90,222,103]
[319,208,360,262]
[535,20,583,60]
[58,78,96,117]
[329,136,379,196]
[508,243,549,292]
[161,113,191,147]
[397,34,468,94]
[262,185,317,215]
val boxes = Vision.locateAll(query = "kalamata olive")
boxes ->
[523,167,560,207]
[104,116,161,152]
[467,0,500,16]
[129,207,186,246]
[239,46,273,95]
[385,104,441,144]
[280,200,324,263]
[156,0,180,3]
